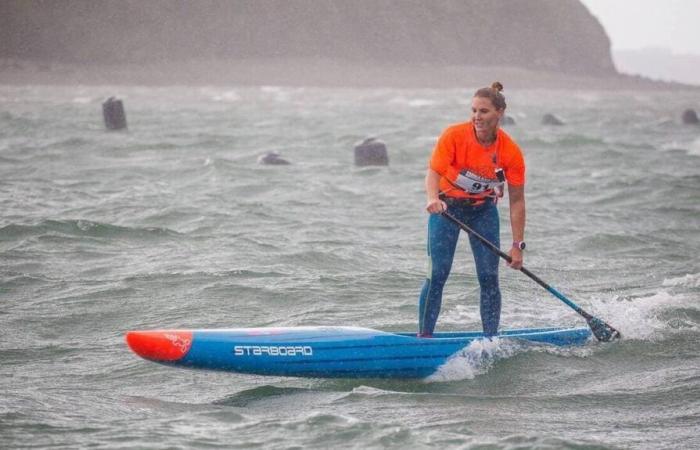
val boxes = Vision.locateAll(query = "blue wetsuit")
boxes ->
[418,199,501,336]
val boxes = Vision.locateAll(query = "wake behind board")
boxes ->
[125,326,591,379]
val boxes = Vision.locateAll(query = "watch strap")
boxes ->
[512,241,526,250]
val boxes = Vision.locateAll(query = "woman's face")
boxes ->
[471,96,504,136]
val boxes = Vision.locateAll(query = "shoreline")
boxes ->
[0,57,697,91]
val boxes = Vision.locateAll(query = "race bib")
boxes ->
[454,169,502,194]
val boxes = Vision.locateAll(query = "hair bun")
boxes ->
[491,81,504,92]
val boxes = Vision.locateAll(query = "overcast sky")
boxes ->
[581,0,700,55]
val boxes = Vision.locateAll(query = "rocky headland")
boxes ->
[0,0,693,90]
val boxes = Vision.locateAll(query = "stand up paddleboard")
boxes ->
[126,326,591,379]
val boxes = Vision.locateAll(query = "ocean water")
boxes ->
[1,84,699,449]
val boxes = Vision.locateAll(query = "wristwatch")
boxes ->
[512,241,526,250]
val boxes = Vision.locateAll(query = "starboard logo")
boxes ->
[233,345,313,357]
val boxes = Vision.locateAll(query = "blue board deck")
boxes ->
[126,326,592,379]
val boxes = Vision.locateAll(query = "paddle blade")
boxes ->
[586,316,621,342]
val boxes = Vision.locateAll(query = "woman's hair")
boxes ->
[474,81,506,110]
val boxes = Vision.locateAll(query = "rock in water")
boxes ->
[102,97,127,130]
[542,113,564,126]
[682,109,699,125]
[257,151,291,165]
[354,138,388,166]
[501,115,516,126]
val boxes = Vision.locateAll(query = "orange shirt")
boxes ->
[429,121,525,199]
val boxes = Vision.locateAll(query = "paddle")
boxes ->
[441,211,621,342]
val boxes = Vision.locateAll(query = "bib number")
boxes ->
[455,170,502,194]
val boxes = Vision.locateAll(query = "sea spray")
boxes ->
[426,337,524,382]
[590,289,696,341]
[663,272,700,289]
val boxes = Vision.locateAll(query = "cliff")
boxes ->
[1,0,614,76]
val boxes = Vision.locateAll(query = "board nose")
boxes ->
[125,330,193,362]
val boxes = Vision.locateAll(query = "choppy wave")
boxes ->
[690,136,700,156]
[2,85,699,450]
[519,133,607,149]
[663,272,700,288]
[0,219,180,241]
[427,337,527,382]
[593,290,698,341]
[214,386,313,407]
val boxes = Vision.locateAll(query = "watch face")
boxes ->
[514,241,525,250]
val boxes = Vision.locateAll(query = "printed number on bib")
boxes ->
[455,169,502,194]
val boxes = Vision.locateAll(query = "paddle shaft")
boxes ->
[441,211,594,321]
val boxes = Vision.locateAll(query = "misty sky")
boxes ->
[581,0,700,55]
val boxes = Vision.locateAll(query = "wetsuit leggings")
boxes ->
[418,200,501,336]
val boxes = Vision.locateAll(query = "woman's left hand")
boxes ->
[508,248,523,270]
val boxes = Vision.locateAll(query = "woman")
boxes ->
[418,82,526,337]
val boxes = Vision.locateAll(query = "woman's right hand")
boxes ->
[426,198,447,214]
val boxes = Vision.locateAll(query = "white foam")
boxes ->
[425,337,522,382]
[663,272,700,288]
[388,96,438,107]
[440,302,481,328]
[347,386,395,398]
[425,282,694,382]
[661,136,700,156]
[260,86,285,93]
[211,90,241,103]
[689,137,700,156]
[589,290,692,341]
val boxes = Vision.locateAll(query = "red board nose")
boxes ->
[125,330,193,362]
